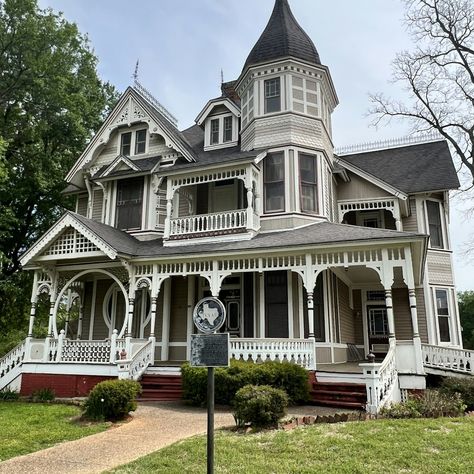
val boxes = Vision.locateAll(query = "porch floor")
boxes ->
[316,361,365,374]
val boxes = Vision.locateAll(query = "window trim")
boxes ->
[118,128,148,157]
[433,287,453,344]
[204,113,238,150]
[264,77,281,114]
[115,177,144,231]
[425,199,446,249]
[298,153,318,214]
[263,152,286,214]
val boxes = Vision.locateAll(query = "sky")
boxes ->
[37,0,473,291]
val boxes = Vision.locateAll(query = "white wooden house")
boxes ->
[2,0,473,412]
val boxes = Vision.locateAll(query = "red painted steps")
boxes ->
[138,373,183,402]
[308,373,366,409]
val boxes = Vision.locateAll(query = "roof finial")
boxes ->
[220,68,224,85]
[133,59,139,83]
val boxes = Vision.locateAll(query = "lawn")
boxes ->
[0,402,108,461]
[110,417,474,474]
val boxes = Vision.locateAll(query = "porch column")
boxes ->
[28,301,37,338]
[125,297,135,355]
[408,288,424,373]
[161,278,171,361]
[259,272,265,337]
[245,172,254,231]
[164,198,173,238]
[77,301,84,340]
[307,292,315,340]
[186,275,196,360]
[149,296,158,338]
[384,288,395,340]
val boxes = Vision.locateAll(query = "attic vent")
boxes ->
[335,132,443,156]
[133,79,178,128]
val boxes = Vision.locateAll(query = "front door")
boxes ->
[367,305,389,357]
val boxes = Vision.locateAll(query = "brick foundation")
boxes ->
[20,373,114,397]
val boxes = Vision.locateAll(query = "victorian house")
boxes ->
[2,0,472,412]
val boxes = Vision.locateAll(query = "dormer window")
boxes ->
[210,119,219,145]
[224,116,233,142]
[265,78,281,114]
[119,129,147,156]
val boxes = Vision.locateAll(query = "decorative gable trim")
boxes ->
[66,87,196,185]
[101,154,140,177]
[20,213,118,267]
[195,98,241,126]
[335,157,408,201]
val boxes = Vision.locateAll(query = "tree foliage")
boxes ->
[458,291,474,349]
[0,0,117,336]
[370,0,474,188]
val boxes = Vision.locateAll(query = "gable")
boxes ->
[66,87,197,187]
[195,98,241,126]
[20,213,119,267]
[337,171,392,201]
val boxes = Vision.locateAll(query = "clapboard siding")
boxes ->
[393,288,412,340]
[402,197,418,233]
[416,287,428,343]
[76,195,88,217]
[170,276,187,342]
[91,188,103,222]
[352,289,364,346]
[338,279,355,344]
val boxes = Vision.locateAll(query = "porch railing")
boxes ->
[169,210,247,237]
[117,338,155,380]
[422,344,474,375]
[0,340,26,390]
[230,338,316,370]
[360,340,398,415]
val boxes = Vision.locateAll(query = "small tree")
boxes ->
[458,291,474,349]
[370,0,474,189]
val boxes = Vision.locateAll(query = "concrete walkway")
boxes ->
[0,402,356,474]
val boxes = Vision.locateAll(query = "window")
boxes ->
[299,154,317,213]
[120,129,147,156]
[116,178,143,230]
[426,200,443,248]
[368,307,389,336]
[435,289,451,342]
[264,78,281,113]
[135,129,147,155]
[210,119,219,145]
[120,132,132,156]
[223,116,233,142]
[264,153,285,213]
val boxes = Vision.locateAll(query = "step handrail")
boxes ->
[0,339,26,390]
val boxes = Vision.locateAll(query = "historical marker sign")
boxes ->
[191,333,230,367]
[193,297,226,334]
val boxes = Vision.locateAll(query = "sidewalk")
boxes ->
[0,402,234,474]
[0,402,355,474]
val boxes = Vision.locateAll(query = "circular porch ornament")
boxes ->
[193,297,226,334]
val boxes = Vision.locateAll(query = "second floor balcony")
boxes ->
[163,164,260,242]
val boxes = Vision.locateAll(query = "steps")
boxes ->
[309,373,366,409]
[138,373,183,402]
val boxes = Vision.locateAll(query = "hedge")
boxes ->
[181,360,309,406]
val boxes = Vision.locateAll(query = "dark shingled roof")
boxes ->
[67,213,425,259]
[243,0,321,72]
[93,155,161,179]
[338,140,460,194]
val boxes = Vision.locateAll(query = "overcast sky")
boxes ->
[38,0,472,291]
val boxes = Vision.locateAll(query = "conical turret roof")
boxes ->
[243,0,321,72]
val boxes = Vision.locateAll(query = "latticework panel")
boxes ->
[44,229,100,256]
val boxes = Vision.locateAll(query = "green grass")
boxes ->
[110,417,474,474]
[0,402,108,461]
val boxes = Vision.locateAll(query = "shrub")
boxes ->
[31,387,55,402]
[440,377,474,411]
[381,390,466,419]
[83,379,141,421]
[181,360,309,406]
[0,387,20,401]
[233,384,288,428]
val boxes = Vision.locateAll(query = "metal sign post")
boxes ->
[190,297,229,474]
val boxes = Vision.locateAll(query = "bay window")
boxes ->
[435,289,451,343]
[264,152,285,213]
[426,200,443,248]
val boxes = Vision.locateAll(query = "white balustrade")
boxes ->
[0,340,26,390]
[117,339,154,380]
[169,210,248,237]
[360,341,398,415]
[230,338,315,370]
[422,344,474,375]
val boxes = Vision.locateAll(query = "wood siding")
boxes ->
[337,172,391,200]
[402,197,418,233]
[416,287,429,343]
[76,195,88,217]
[338,279,355,344]
[393,288,413,340]
[91,188,103,222]
[427,251,454,285]
[352,289,364,346]
[170,276,187,342]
